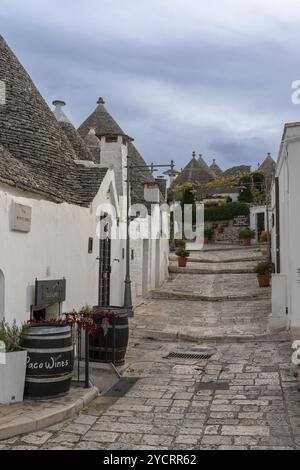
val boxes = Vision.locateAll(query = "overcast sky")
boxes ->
[1,0,300,172]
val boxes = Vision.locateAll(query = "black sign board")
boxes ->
[35,279,66,306]
[233,215,249,227]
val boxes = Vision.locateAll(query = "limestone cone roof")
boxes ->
[78,100,163,207]
[210,159,223,176]
[0,36,106,205]
[223,165,251,177]
[78,97,131,140]
[258,154,276,177]
[175,153,215,186]
[198,154,216,178]
[52,101,95,162]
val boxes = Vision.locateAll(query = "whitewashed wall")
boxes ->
[273,124,300,334]
[0,169,125,325]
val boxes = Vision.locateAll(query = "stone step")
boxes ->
[150,289,270,302]
[169,256,265,264]
[169,266,255,275]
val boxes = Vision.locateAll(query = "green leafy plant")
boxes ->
[204,228,214,240]
[0,320,28,352]
[239,228,256,240]
[260,231,270,243]
[175,239,186,248]
[205,202,250,222]
[175,249,190,259]
[255,262,274,276]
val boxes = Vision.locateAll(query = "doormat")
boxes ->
[103,377,139,397]
[195,381,229,391]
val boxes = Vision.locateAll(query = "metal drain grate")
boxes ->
[166,352,213,360]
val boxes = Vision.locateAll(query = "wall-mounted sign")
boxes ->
[35,279,66,306]
[233,215,249,227]
[11,203,32,232]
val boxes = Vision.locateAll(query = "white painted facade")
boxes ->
[271,122,300,336]
[0,169,126,324]
[250,205,272,242]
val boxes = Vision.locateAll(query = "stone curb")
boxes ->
[0,386,99,441]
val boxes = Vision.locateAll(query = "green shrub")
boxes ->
[204,228,214,239]
[255,262,274,275]
[175,239,186,248]
[260,231,270,243]
[239,228,256,240]
[204,202,249,222]
[175,249,190,259]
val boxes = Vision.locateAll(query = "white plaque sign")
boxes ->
[11,203,32,232]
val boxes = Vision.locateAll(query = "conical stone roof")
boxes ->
[210,159,223,176]
[0,36,107,205]
[198,154,216,178]
[175,152,216,186]
[52,100,95,162]
[258,153,276,177]
[78,97,131,140]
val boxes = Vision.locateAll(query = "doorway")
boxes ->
[256,212,265,241]
[98,237,112,307]
[0,270,4,321]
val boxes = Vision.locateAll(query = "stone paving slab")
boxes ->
[169,261,257,274]
[152,273,270,302]
[0,385,98,440]
[170,248,264,263]
[2,338,299,450]
[131,298,272,342]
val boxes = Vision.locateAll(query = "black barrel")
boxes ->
[89,315,129,365]
[21,324,74,399]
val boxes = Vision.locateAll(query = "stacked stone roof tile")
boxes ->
[0,36,106,206]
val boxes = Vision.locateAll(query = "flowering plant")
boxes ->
[28,307,119,337]
[0,320,28,352]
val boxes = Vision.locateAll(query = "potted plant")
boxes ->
[255,261,274,287]
[0,320,28,404]
[175,239,186,249]
[204,228,214,244]
[176,248,190,267]
[239,228,256,246]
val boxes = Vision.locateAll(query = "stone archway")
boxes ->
[0,270,4,321]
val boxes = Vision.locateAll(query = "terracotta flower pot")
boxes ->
[178,258,188,267]
[204,237,209,244]
[241,239,251,246]
[257,274,271,287]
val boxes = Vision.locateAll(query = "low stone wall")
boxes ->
[205,220,246,243]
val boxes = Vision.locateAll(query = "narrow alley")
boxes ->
[1,245,300,451]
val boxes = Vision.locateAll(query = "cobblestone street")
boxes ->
[1,246,300,451]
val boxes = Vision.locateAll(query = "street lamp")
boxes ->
[124,157,178,310]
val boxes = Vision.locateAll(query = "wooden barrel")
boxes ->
[21,324,74,399]
[89,315,129,365]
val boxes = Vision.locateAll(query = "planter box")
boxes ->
[0,350,27,404]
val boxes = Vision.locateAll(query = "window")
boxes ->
[105,136,118,143]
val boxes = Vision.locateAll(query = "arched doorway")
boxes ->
[0,270,4,321]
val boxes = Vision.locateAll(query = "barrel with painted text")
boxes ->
[20,324,74,398]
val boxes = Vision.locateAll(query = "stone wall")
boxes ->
[205,220,243,243]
